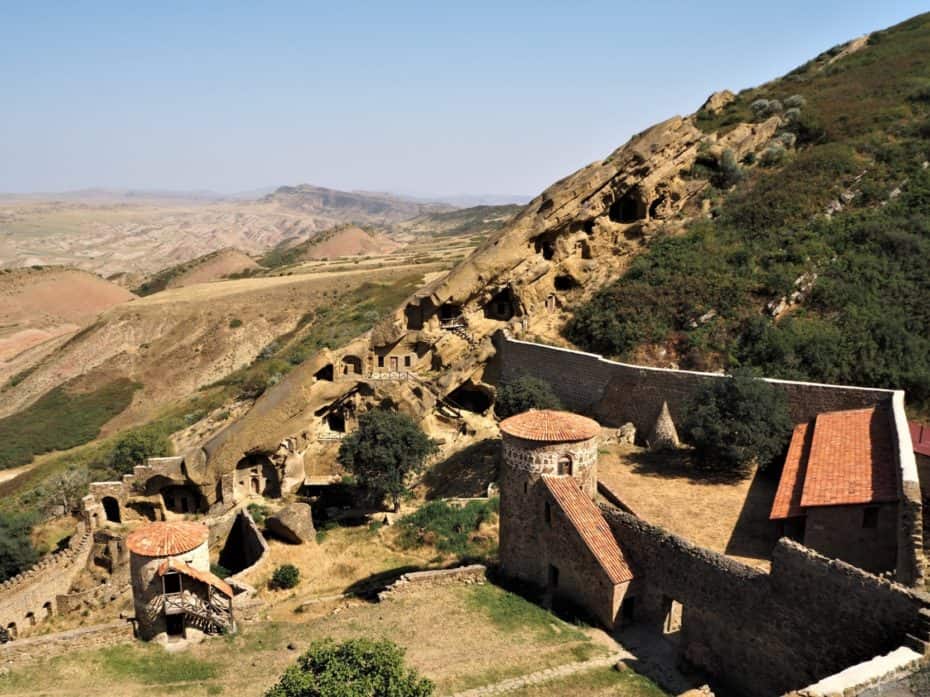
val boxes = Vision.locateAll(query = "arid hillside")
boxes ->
[0,186,447,277]
[132,248,260,296]
[0,267,136,385]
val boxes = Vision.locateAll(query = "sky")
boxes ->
[1,1,927,199]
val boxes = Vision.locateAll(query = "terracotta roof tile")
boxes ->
[157,558,233,597]
[500,410,600,442]
[910,421,930,458]
[542,476,634,584]
[799,406,898,509]
[770,422,812,520]
[126,521,208,557]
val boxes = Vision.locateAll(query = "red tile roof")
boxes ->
[157,558,233,597]
[500,410,600,442]
[127,521,208,557]
[542,476,634,584]
[770,423,813,520]
[910,421,930,457]
[800,406,898,509]
[770,406,899,520]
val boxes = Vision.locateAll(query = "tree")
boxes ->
[0,511,38,582]
[107,427,172,475]
[265,638,433,697]
[337,410,437,513]
[682,370,793,473]
[494,374,562,419]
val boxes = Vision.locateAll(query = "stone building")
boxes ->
[498,409,634,628]
[127,521,234,643]
[769,405,901,575]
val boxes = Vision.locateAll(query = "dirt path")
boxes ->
[450,652,629,696]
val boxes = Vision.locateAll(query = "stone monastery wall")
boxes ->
[602,508,929,696]
[0,522,94,636]
[496,333,925,585]
[495,332,894,431]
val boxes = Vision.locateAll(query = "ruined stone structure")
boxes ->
[0,522,94,638]
[128,521,234,642]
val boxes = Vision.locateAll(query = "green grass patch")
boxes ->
[508,666,667,696]
[0,378,139,469]
[397,498,498,557]
[465,583,587,642]
[99,644,219,684]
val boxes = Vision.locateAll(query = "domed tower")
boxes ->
[128,521,234,643]
[498,409,601,583]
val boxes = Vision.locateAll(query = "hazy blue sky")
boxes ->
[1,2,927,198]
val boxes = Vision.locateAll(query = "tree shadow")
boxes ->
[724,466,780,561]
[422,439,500,500]
[626,448,750,485]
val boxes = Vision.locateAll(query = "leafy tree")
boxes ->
[265,638,433,697]
[107,426,172,475]
[0,511,38,582]
[682,371,793,473]
[494,374,562,419]
[270,563,300,590]
[337,410,437,513]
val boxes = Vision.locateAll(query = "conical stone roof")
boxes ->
[648,401,680,451]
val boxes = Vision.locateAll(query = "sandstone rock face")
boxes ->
[266,503,315,544]
[198,106,785,485]
[700,89,735,115]
[648,402,680,451]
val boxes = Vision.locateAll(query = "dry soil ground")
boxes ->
[597,443,779,567]
[0,581,664,697]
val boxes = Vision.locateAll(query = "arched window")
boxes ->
[42,601,53,619]
[557,455,573,476]
[25,612,35,626]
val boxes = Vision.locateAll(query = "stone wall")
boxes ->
[495,333,895,432]
[803,503,898,575]
[602,508,929,696]
[0,620,134,665]
[0,522,94,637]
[379,565,487,599]
[891,392,925,585]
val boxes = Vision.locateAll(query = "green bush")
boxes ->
[0,510,38,582]
[270,563,300,590]
[107,426,172,475]
[494,374,562,419]
[247,503,269,526]
[682,371,793,473]
[0,378,139,469]
[229,318,243,329]
[265,638,433,697]
[397,498,499,556]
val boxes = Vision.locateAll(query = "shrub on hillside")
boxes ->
[264,638,433,697]
[270,564,300,590]
[397,498,499,556]
[108,426,172,475]
[0,511,38,582]
[682,371,793,473]
[337,410,437,513]
[494,374,562,419]
[712,148,743,189]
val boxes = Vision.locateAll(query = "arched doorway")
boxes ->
[25,612,35,627]
[101,497,121,523]
[42,601,53,619]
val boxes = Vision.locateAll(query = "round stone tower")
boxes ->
[128,521,212,642]
[498,409,600,584]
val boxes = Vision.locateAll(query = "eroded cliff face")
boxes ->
[196,110,782,492]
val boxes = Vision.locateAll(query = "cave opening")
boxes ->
[554,275,578,291]
[218,511,265,575]
[533,236,556,261]
[314,364,334,381]
[446,383,493,414]
[649,196,665,219]
[609,192,646,223]
[484,286,517,321]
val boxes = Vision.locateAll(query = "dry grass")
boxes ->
[0,582,626,697]
[597,443,779,567]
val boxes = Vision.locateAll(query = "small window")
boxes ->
[523,481,527,494]
[377,356,385,368]
[547,564,559,589]
[544,501,552,525]
[557,455,572,476]
[163,573,182,594]
[863,506,879,529]
[404,355,412,368]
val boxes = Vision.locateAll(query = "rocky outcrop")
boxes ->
[266,503,316,544]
